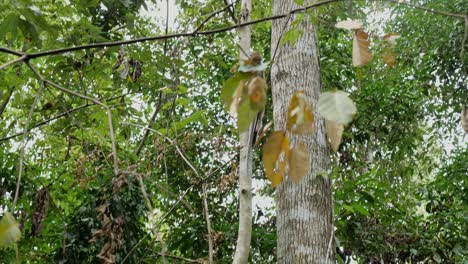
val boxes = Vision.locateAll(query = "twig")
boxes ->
[12,79,44,209]
[387,0,465,18]
[461,15,467,62]
[25,62,120,176]
[0,47,24,56]
[194,0,241,33]
[223,0,239,24]
[0,93,131,143]
[126,121,203,178]
[147,251,205,263]
[0,55,27,70]
[135,91,163,156]
[270,12,293,68]
[203,184,214,264]
[0,88,13,118]
[121,186,193,263]
[0,0,462,61]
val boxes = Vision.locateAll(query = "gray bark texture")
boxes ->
[271,0,334,263]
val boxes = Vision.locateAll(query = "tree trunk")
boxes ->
[271,1,334,263]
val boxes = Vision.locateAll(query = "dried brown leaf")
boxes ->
[288,142,310,182]
[287,91,314,134]
[353,30,373,67]
[262,131,289,187]
[325,120,344,152]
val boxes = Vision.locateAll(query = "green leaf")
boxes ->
[220,72,251,110]
[351,202,370,216]
[294,0,304,6]
[0,212,21,249]
[237,99,257,133]
[18,8,51,30]
[318,90,357,125]
[280,28,304,47]
[0,13,19,40]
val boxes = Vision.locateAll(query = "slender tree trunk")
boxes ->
[233,0,253,263]
[271,1,334,263]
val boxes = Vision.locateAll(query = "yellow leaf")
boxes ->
[287,91,314,134]
[325,120,344,152]
[288,142,310,182]
[383,53,396,67]
[383,32,400,46]
[248,76,267,111]
[262,131,289,188]
[0,212,21,248]
[353,30,373,67]
[383,33,399,67]
[335,20,363,30]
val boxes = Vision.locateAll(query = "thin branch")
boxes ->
[25,63,120,176]
[194,0,241,33]
[234,0,253,262]
[0,55,27,70]
[13,79,44,210]
[202,184,214,264]
[223,0,239,24]
[147,251,205,263]
[0,93,130,143]
[125,122,203,178]
[0,88,13,118]
[163,0,169,55]
[270,12,293,68]
[461,15,467,61]
[122,186,193,263]
[0,0,461,61]
[387,0,465,18]
[135,91,163,156]
[0,47,24,56]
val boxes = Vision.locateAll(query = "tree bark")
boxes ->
[271,1,334,263]
[233,0,253,263]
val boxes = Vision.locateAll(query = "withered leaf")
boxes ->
[353,30,373,67]
[287,90,314,134]
[288,142,310,182]
[325,120,344,152]
[262,131,289,187]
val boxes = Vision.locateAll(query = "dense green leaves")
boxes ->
[0,0,466,263]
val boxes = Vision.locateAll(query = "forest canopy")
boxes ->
[0,0,467,263]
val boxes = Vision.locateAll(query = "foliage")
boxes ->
[0,0,466,263]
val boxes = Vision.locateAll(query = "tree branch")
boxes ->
[0,93,130,143]
[0,88,13,118]
[0,0,462,63]
[194,0,240,33]
[233,0,253,262]
[223,0,239,24]
[0,55,27,70]
[25,63,120,176]
[13,78,44,210]
[202,184,214,264]
[135,91,163,156]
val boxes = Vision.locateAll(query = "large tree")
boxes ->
[271,0,333,262]
[0,0,466,263]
